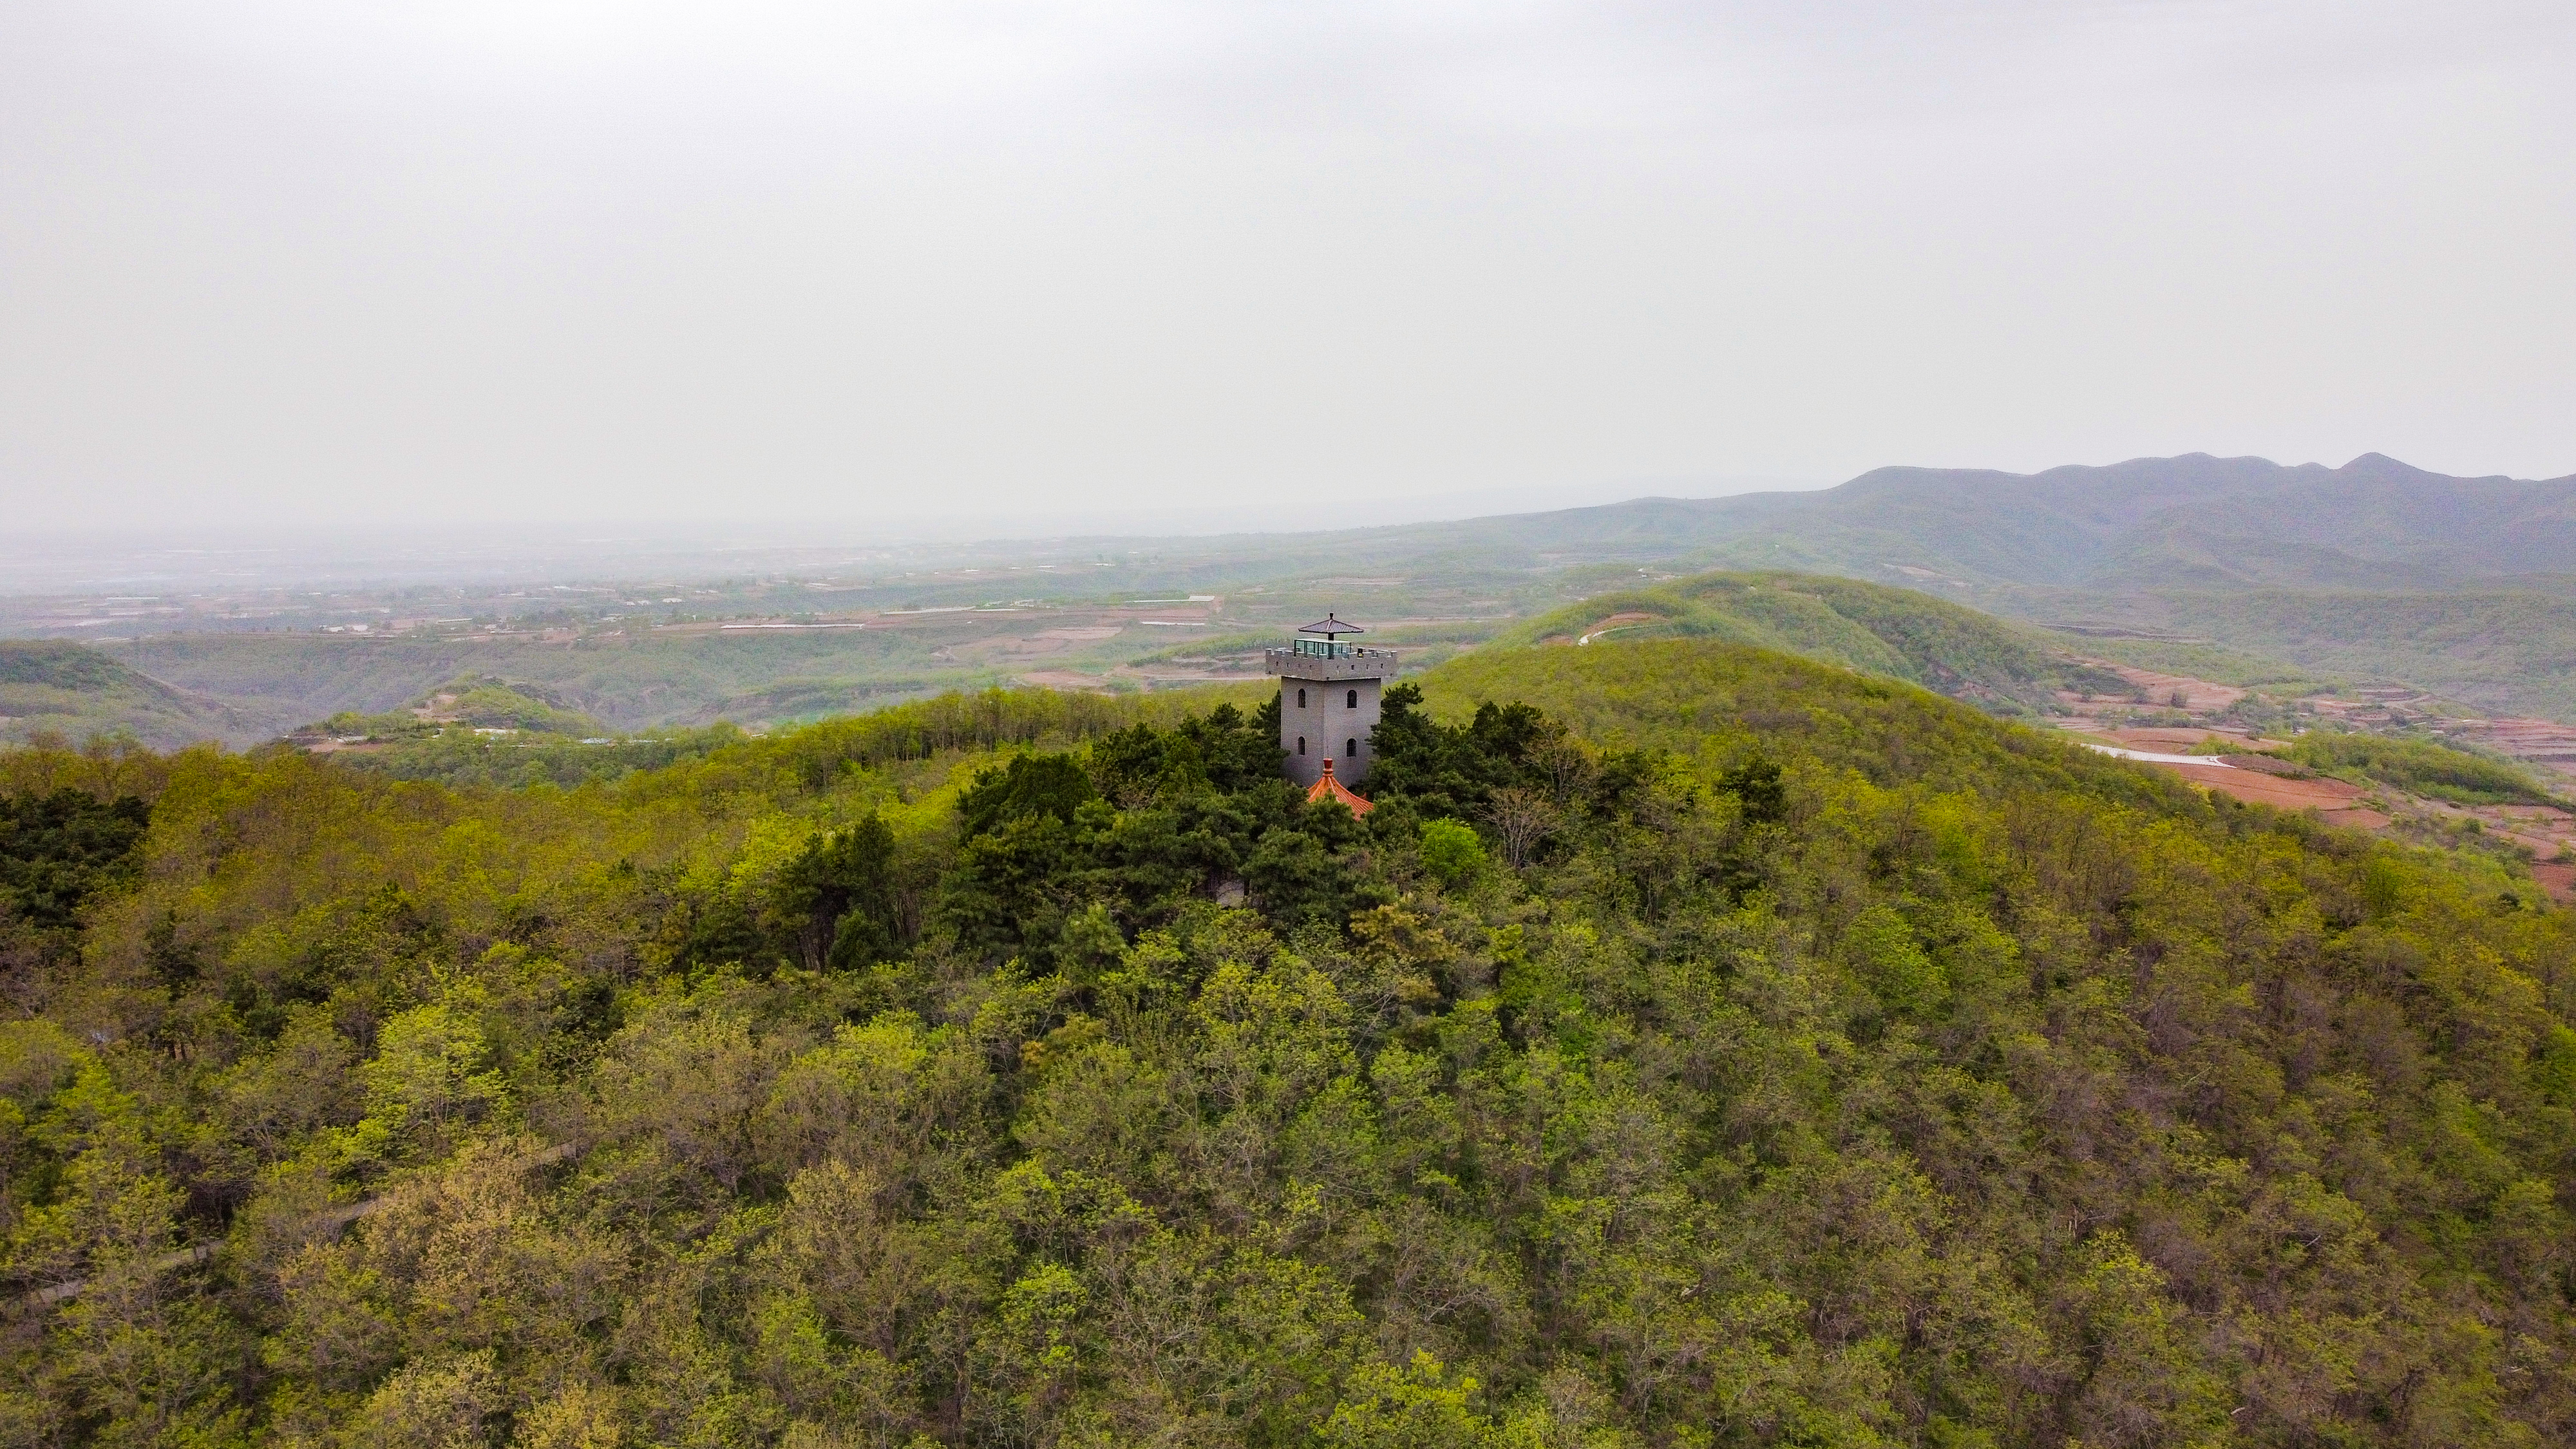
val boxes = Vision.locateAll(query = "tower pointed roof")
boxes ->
[1298,614,1364,638]
[1305,757,1373,817]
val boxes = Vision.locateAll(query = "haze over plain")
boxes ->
[4,0,2572,538]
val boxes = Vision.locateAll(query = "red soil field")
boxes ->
[2153,760,2392,829]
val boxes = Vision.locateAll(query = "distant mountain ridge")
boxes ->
[1408,452,2576,591]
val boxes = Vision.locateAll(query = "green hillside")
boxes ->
[308,676,617,740]
[4,635,2571,1446]
[0,641,274,750]
[1502,571,2125,715]
[2152,589,2576,723]
[305,681,1273,793]
[2022,632,2331,693]
[2269,732,2569,810]
[288,677,730,790]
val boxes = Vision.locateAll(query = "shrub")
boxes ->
[1418,818,1484,889]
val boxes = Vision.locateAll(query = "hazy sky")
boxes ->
[4,1,2571,536]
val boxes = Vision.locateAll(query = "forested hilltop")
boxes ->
[2,639,2572,1448]
[1498,572,2127,716]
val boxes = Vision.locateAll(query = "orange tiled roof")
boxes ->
[1305,757,1372,817]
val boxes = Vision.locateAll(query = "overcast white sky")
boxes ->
[3,1,2571,536]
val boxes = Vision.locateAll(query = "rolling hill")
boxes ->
[0,641,274,749]
[1501,571,2126,714]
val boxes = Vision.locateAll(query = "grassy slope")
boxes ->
[1498,571,2123,715]
[1419,632,2192,805]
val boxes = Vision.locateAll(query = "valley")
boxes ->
[12,452,2576,752]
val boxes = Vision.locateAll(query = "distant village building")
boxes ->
[1265,614,1394,791]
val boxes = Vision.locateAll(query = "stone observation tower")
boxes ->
[1265,614,1396,790]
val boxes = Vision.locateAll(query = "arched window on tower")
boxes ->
[1296,736,1307,755]
[1345,738,1358,757]
[1297,688,1307,708]
[1346,689,1358,708]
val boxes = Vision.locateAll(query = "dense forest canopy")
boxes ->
[0,640,2571,1448]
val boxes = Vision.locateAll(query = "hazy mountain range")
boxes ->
[1381,451,2576,592]
[8,451,2575,746]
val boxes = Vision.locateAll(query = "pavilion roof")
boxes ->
[1296,614,1363,637]
[1305,757,1373,817]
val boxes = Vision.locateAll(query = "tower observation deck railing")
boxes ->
[1287,637,1391,660]
[1264,641,1397,679]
